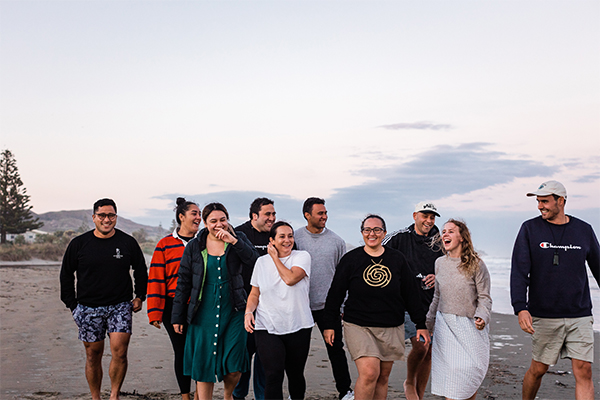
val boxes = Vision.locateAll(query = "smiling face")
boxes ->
[270,225,294,257]
[413,211,436,236]
[361,217,386,250]
[305,204,328,233]
[536,195,565,224]
[92,205,117,238]
[204,210,229,238]
[252,204,276,233]
[441,222,463,257]
[178,204,201,237]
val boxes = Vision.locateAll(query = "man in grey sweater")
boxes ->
[294,197,353,400]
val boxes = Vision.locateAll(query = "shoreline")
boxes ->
[2,265,599,399]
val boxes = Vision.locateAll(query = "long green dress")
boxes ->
[184,253,249,382]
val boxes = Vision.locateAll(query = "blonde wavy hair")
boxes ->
[433,218,481,277]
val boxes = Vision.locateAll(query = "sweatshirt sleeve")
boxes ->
[510,222,531,315]
[232,232,259,267]
[131,238,148,302]
[323,254,350,330]
[172,241,194,325]
[147,238,167,323]
[401,253,427,330]
[59,239,79,311]
[587,227,600,287]
[474,259,493,325]
[426,259,441,331]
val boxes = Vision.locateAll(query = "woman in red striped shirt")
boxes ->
[147,197,201,400]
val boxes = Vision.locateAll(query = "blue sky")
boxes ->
[1,1,598,256]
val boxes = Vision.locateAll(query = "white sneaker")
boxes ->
[341,390,354,400]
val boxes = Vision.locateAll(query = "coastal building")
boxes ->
[6,229,49,243]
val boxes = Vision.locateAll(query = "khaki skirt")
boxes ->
[343,321,406,361]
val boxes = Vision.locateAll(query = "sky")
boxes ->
[1,0,599,256]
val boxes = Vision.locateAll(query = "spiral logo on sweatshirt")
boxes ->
[363,259,391,288]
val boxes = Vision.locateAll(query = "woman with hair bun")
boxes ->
[147,197,201,400]
[172,202,258,400]
[323,214,429,400]
[426,219,492,400]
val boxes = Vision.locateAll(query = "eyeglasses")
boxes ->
[361,227,384,234]
[95,213,117,221]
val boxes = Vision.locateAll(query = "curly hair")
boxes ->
[434,218,481,277]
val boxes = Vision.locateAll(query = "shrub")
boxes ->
[0,244,31,261]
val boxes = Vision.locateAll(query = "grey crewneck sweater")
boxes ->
[294,227,346,310]
[426,255,492,331]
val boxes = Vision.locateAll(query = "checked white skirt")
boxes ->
[431,311,490,400]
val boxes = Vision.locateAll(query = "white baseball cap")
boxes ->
[527,180,567,199]
[414,201,440,217]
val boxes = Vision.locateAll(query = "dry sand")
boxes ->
[1,264,599,399]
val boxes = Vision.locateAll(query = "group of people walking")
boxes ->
[149,197,492,400]
[59,179,599,400]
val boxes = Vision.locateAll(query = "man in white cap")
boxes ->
[383,201,443,400]
[511,180,600,399]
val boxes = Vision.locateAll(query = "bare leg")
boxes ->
[446,393,477,400]
[108,332,131,400]
[196,382,215,400]
[522,359,549,400]
[223,372,242,400]
[354,357,381,400]
[373,361,394,400]
[572,358,594,400]
[404,337,431,400]
[83,340,105,400]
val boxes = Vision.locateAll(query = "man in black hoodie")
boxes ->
[383,201,442,400]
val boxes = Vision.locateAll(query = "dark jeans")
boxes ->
[163,296,192,394]
[312,309,352,398]
[233,331,266,399]
[255,328,312,400]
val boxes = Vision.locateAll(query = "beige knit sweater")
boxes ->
[426,255,492,331]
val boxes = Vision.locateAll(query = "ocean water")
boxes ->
[483,256,600,331]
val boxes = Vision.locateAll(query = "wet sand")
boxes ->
[1,264,599,399]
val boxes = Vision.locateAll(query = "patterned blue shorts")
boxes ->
[72,301,133,342]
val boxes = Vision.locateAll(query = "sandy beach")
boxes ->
[2,264,599,399]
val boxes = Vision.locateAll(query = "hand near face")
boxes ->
[474,317,486,330]
[267,243,278,259]
[214,227,238,245]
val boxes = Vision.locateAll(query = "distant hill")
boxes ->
[33,210,165,239]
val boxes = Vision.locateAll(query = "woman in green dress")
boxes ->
[172,202,258,399]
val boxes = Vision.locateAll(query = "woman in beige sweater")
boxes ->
[426,219,492,400]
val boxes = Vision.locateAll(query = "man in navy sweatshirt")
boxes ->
[511,180,600,400]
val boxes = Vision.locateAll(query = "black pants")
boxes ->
[312,309,352,398]
[163,296,192,394]
[255,328,312,400]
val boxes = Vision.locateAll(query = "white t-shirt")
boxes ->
[250,250,314,335]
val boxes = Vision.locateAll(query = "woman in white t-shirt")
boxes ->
[244,221,314,400]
